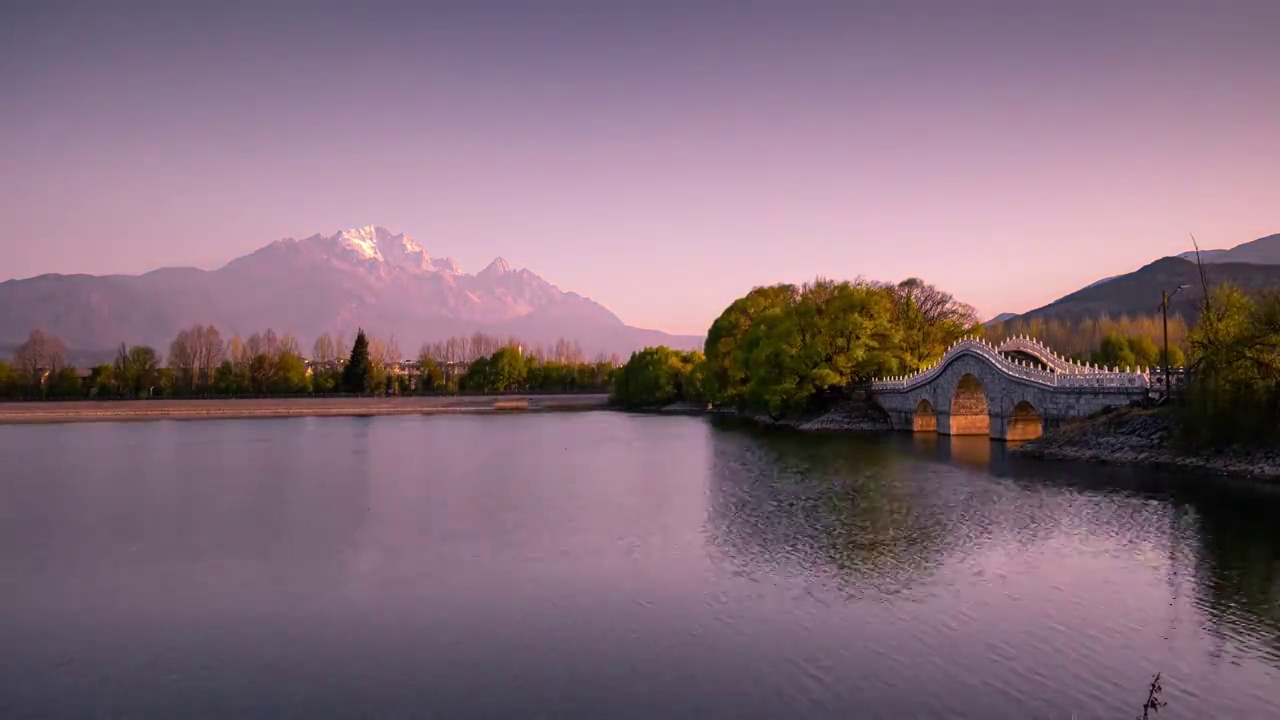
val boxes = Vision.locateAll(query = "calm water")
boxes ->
[1,413,1278,719]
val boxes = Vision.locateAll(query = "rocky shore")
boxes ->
[1011,407,1280,482]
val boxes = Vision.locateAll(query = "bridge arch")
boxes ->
[912,398,937,433]
[868,337,1151,442]
[1006,400,1043,441]
[949,373,991,435]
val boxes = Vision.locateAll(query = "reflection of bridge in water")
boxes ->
[869,336,1151,441]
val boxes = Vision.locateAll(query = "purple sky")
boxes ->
[3,1,1277,334]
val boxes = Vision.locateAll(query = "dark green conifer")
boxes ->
[342,329,373,394]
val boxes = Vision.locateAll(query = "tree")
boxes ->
[417,352,444,393]
[612,346,704,408]
[313,333,338,363]
[488,346,527,392]
[13,329,68,393]
[213,360,240,395]
[893,278,979,372]
[1178,286,1280,447]
[168,328,197,392]
[702,279,909,416]
[87,365,116,397]
[342,330,374,393]
[0,360,17,398]
[271,351,309,394]
[115,344,160,398]
[46,367,83,398]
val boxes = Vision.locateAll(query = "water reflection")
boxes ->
[0,415,1277,718]
[706,423,1280,676]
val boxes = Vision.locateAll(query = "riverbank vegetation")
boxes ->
[612,278,979,415]
[1176,286,1280,448]
[610,347,705,409]
[0,327,617,400]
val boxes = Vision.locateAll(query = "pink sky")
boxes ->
[2,2,1277,334]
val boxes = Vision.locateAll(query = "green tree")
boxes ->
[311,365,342,394]
[115,345,160,398]
[702,279,908,416]
[213,360,241,395]
[0,360,15,398]
[1094,333,1137,369]
[1128,335,1160,368]
[488,346,527,392]
[612,347,704,408]
[88,365,116,397]
[271,352,309,394]
[462,355,492,392]
[417,354,444,393]
[342,329,374,394]
[1178,286,1280,447]
[47,367,83,398]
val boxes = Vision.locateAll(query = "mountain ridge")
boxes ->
[987,232,1279,325]
[0,226,700,359]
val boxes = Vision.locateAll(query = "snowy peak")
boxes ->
[331,226,430,270]
[480,257,514,277]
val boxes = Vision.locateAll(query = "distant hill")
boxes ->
[0,226,703,359]
[1018,256,1280,322]
[984,313,1018,326]
[1178,233,1280,265]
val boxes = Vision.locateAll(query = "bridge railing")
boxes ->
[995,335,1088,374]
[869,337,1151,392]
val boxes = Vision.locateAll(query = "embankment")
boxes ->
[1011,407,1280,482]
[0,394,609,425]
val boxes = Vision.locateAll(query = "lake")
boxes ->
[1,412,1277,718]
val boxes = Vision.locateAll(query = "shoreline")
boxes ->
[0,394,610,425]
[1008,407,1280,483]
[659,400,1280,484]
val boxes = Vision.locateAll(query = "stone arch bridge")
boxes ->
[868,336,1151,441]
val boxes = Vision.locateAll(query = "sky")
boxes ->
[2,1,1277,335]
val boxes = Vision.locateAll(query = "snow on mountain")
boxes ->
[0,225,704,358]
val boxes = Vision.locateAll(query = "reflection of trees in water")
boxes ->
[706,423,1280,664]
[1184,486,1280,663]
[982,440,1280,665]
[704,426,970,596]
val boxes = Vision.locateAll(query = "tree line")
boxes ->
[983,313,1188,367]
[0,326,619,400]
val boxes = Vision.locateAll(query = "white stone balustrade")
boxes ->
[869,337,1150,392]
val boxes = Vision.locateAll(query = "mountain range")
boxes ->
[0,226,701,360]
[1000,232,1280,323]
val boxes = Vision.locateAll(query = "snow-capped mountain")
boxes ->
[0,226,702,358]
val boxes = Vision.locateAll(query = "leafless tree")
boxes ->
[313,333,337,363]
[245,332,265,359]
[553,337,585,364]
[228,334,249,367]
[168,328,197,389]
[13,329,68,385]
[278,333,301,359]
[193,325,225,388]
[894,277,979,328]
